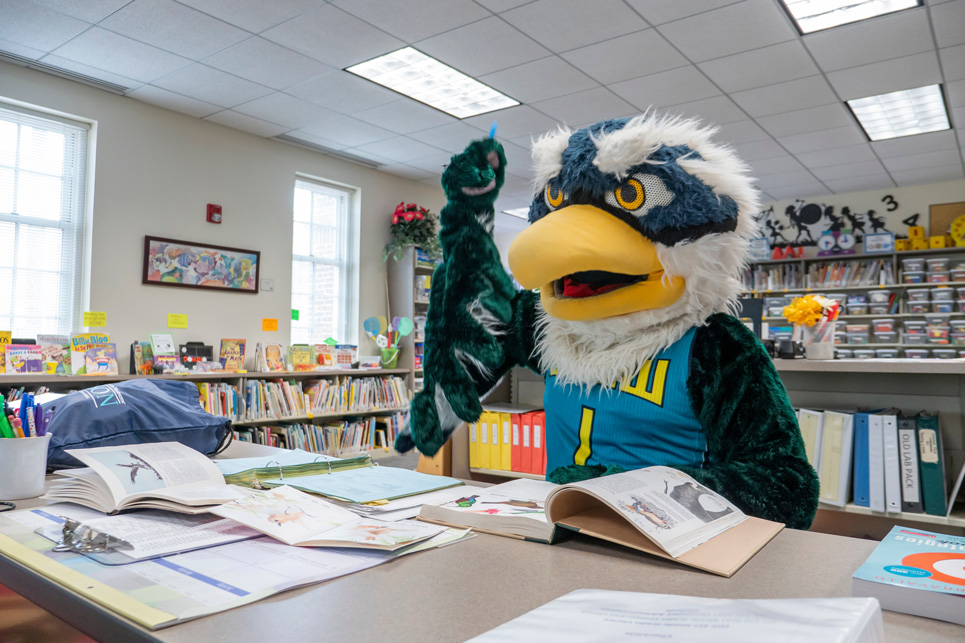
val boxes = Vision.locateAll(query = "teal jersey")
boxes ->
[543,326,706,473]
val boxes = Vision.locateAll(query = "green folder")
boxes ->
[916,413,947,516]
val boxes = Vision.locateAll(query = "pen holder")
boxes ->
[380,348,399,369]
[0,434,51,500]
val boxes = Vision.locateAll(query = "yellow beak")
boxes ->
[508,204,685,321]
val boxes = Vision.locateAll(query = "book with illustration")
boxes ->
[314,343,336,368]
[4,344,43,373]
[150,333,178,371]
[130,341,155,375]
[263,342,285,371]
[211,485,445,551]
[37,334,71,374]
[85,343,118,375]
[70,333,110,374]
[219,338,246,372]
[290,344,314,371]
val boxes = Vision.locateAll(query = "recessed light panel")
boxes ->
[781,0,919,33]
[847,85,949,141]
[346,47,519,119]
[502,208,530,219]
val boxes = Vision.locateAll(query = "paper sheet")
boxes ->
[265,467,462,503]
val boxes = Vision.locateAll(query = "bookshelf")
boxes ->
[386,246,436,395]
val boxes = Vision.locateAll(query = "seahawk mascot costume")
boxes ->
[397,114,819,530]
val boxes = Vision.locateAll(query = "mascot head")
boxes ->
[508,113,760,388]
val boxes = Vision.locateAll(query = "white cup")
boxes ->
[0,434,51,500]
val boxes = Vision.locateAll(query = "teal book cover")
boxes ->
[853,525,965,597]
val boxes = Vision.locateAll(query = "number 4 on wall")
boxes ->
[902,213,920,227]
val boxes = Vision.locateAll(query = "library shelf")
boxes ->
[468,467,545,481]
[821,503,965,529]
[0,368,413,388]
[233,406,411,426]
[763,313,965,322]
[771,358,965,374]
[746,281,965,295]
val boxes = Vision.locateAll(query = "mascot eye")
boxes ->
[605,173,674,216]
[545,183,565,209]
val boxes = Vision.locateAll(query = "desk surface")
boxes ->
[1,519,963,642]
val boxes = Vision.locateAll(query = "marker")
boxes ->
[25,407,35,438]
[0,395,15,439]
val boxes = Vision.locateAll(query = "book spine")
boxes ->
[882,415,901,514]
[916,413,947,516]
[897,418,923,513]
[853,414,870,507]
[868,414,885,513]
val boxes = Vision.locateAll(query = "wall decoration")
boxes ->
[748,237,770,261]
[863,232,895,254]
[142,236,260,293]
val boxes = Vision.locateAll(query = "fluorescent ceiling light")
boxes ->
[847,85,949,141]
[780,0,919,33]
[346,47,519,119]
[502,208,530,219]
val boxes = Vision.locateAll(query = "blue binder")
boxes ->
[853,412,870,507]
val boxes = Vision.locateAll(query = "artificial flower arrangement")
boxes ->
[383,202,441,262]
[783,294,840,345]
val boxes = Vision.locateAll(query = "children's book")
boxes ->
[150,333,177,372]
[37,334,71,374]
[852,525,965,626]
[71,333,110,375]
[130,341,155,375]
[290,344,314,371]
[4,344,43,373]
[335,344,356,369]
[210,485,445,551]
[85,343,118,375]
[314,343,336,368]
[263,342,285,371]
[219,338,246,372]
[0,331,10,371]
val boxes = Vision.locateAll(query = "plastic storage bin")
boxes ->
[848,293,868,304]
[908,302,931,313]
[847,331,870,345]
[901,258,925,272]
[928,271,950,283]
[950,320,965,333]
[869,303,890,314]
[951,268,965,282]
[904,349,930,358]
[847,303,868,315]
[904,320,927,335]
[853,349,875,359]
[903,271,925,284]
[826,293,847,305]
[951,333,965,346]
[932,349,957,359]
[931,289,954,301]
[873,331,898,343]
[906,289,930,301]
[872,318,896,332]
[926,258,949,272]
[868,289,891,303]
[834,332,847,345]
[933,301,954,313]
[904,334,927,344]
[875,349,899,358]
[836,349,853,358]
[959,300,965,313]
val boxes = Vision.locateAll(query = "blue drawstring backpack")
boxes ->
[44,379,232,470]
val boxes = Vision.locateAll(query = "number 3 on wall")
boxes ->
[574,406,595,465]
[881,195,899,212]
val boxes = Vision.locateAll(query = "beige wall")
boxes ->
[0,61,445,370]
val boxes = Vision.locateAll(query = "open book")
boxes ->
[44,442,251,514]
[421,466,783,577]
[210,485,446,551]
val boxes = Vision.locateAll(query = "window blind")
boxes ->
[0,103,89,336]
[291,178,353,345]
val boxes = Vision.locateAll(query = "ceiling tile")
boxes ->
[127,85,221,118]
[803,7,932,72]
[939,45,965,82]
[331,0,490,42]
[203,110,290,137]
[531,87,636,127]
[464,105,560,139]
[755,103,856,138]
[756,169,820,189]
[262,4,405,68]
[932,0,965,47]
[282,130,350,150]
[408,122,491,152]
[809,160,888,181]
[49,27,191,83]
[0,37,45,59]
[295,116,397,147]
[38,54,144,90]
[624,0,744,25]
[100,0,248,60]
[560,29,687,86]
[765,182,831,200]
[416,17,550,77]
[609,66,720,110]
[0,0,89,52]
[480,56,598,104]
[661,95,746,125]
[354,100,456,134]
[795,143,876,168]
[746,155,806,176]
[476,0,532,11]
[501,0,648,53]
[202,37,333,91]
[352,136,444,163]
[178,0,325,33]
[698,41,819,93]
[822,175,896,194]
[947,80,965,107]
[152,64,273,107]
[826,51,941,101]
[777,126,867,154]
[870,129,958,158]
[30,0,130,23]
[405,152,454,173]
[339,147,394,165]
[500,142,534,178]
[891,165,965,185]
[656,0,797,63]
[880,149,963,173]
[379,164,435,181]
[713,120,771,144]
[233,92,337,129]
[730,76,837,118]
[285,71,399,113]
[728,138,787,161]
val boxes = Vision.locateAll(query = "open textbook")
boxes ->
[44,442,251,514]
[420,466,783,576]
[210,485,446,551]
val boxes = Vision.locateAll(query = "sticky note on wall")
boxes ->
[83,311,107,327]
[262,318,278,331]
[168,313,188,328]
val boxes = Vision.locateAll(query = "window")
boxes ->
[0,103,90,336]
[291,178,355,345]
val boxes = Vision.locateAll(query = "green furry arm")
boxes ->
[395,139,541,456]
[679,313,819,530]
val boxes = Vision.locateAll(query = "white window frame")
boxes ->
[290,175,359,346]
[0,98,94,336]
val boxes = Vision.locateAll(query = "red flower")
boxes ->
[419,207,427,214]
[415,212,424,220]
[404,212,415,222]
[406,203,417,210]
[392,215,399,224]
[394,202,405,214]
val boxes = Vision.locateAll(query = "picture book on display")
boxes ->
[853,525,965,626]
[150,333,177,371]
[84,343,118,375]
[262,342,285,371]
[37,334,71,374]
[217,338,245,372]
[314,343,336,368]
[4,344,42,373]
[130,341,155,375]
[422,466,783,577]
[211,485,445,551]
[43,442,250,514]
[0,331,9,371]
[70,333,109,374]
[290,344,314,371]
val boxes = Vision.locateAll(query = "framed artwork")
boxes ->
[142,236,260,294]
[863,232,895,254]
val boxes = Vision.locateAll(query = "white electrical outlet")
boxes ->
[261,278,274,292]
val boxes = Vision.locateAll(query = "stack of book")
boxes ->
[806,259,895,288]
[304,376,409,415]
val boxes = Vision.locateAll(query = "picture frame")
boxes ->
[142,236,260,294]
[863,232,895,255]
[748,237,771,262]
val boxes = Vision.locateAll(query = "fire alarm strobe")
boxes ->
[207,204,222,224]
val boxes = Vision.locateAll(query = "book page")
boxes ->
[266,467,463,503]
[213,449,339,476]
[431,480,558,522]
[66,442,225,507]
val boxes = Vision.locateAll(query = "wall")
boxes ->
[0,61,446,370]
